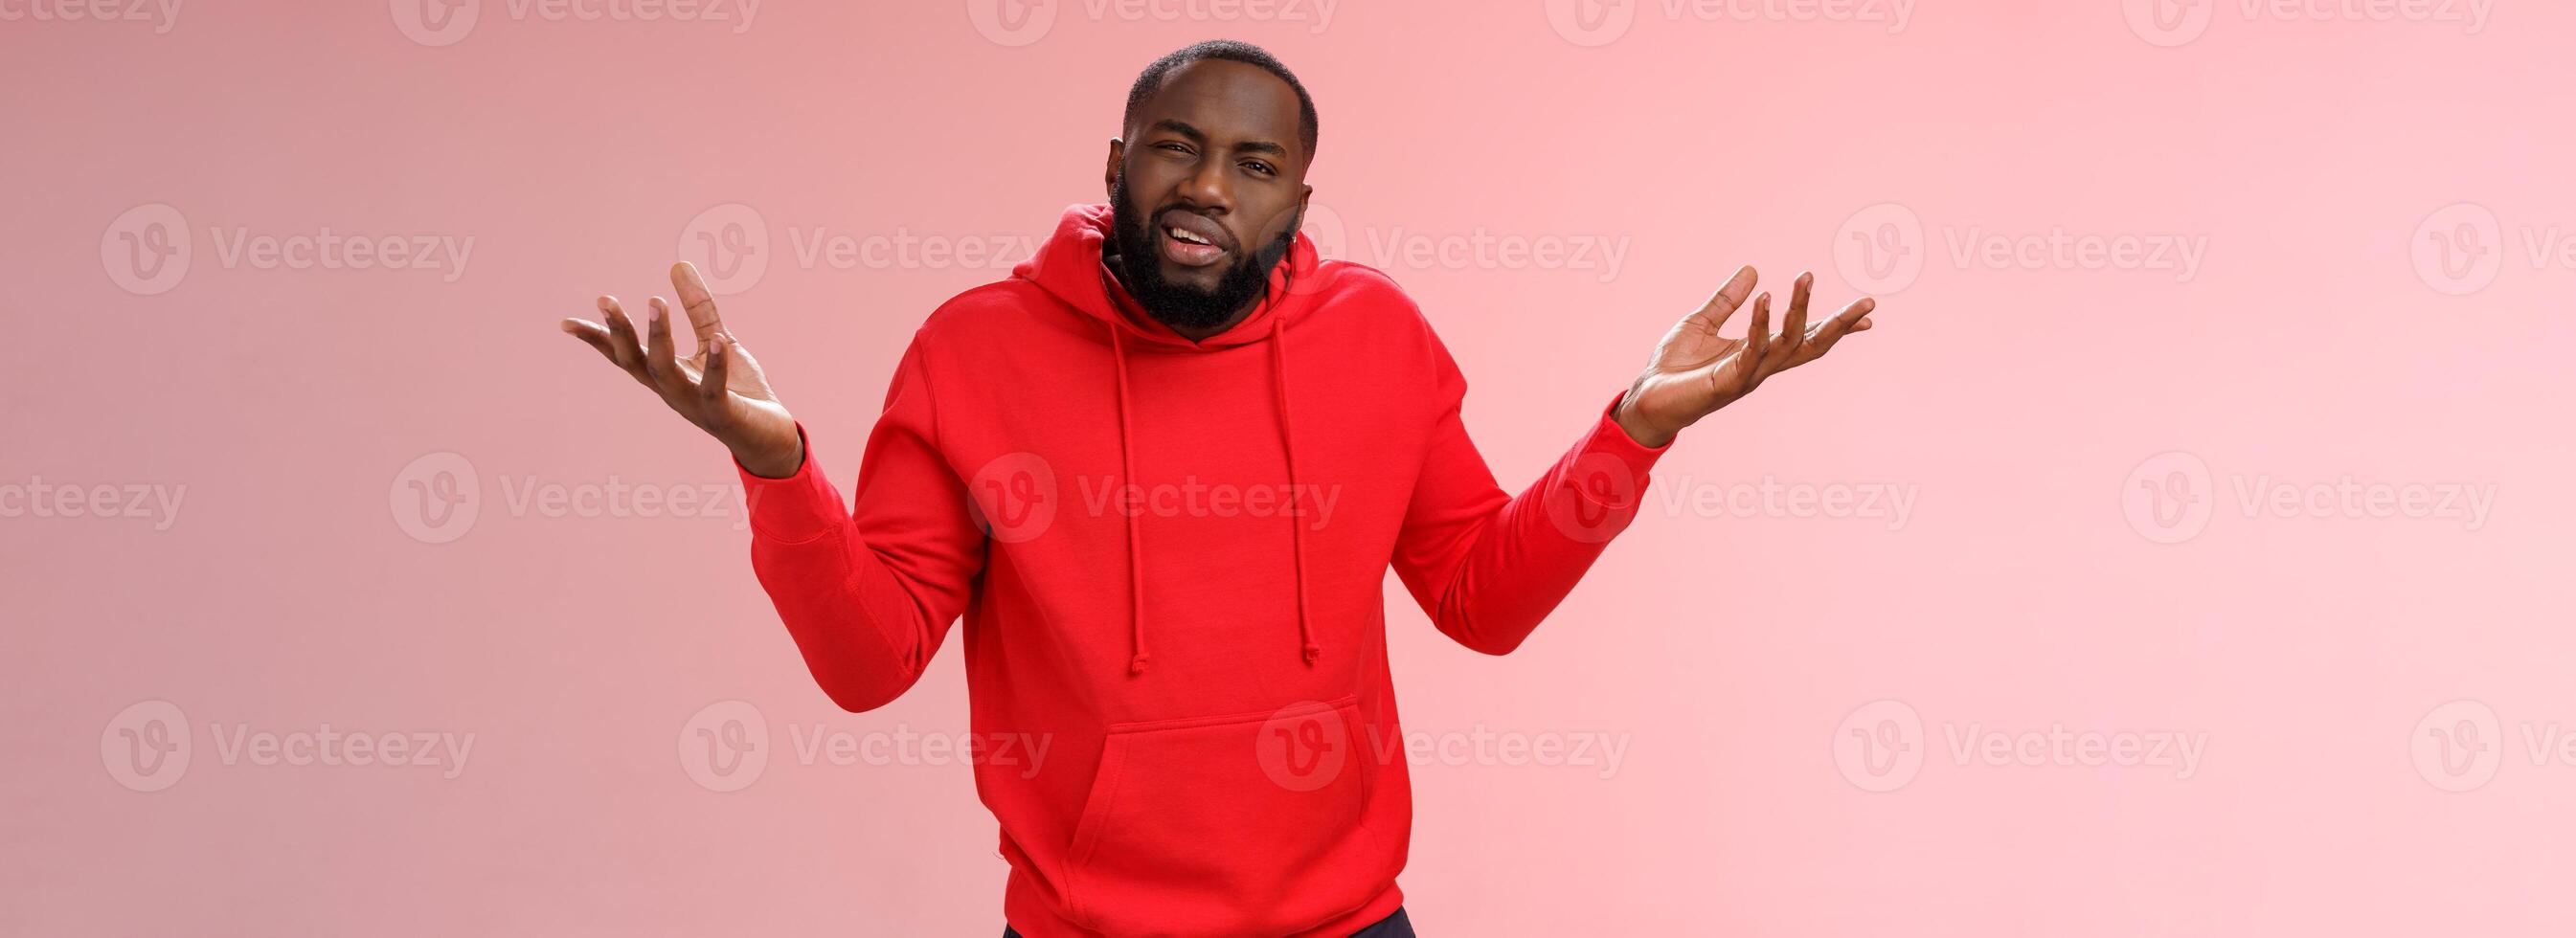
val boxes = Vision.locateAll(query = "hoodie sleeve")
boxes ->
[733,334,985,712]
[1390,332,1669,656]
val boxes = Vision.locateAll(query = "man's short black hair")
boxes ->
[1123,39,1319,160]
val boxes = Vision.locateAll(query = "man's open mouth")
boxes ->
[1158,212,1231,268]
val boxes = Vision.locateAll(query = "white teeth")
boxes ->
[1166,226,1211,246]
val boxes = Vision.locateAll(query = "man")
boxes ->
[561,40,1875,938]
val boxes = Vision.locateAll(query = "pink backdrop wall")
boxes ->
[7,1,2570,934]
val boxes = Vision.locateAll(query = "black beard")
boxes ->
[1109,173,1299,333]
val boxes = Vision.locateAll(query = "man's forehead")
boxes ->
[1134,59,1302,152]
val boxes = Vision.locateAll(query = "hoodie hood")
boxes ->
[1011,202,1329,677]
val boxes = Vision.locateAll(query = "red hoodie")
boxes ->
[735,203,1668,936]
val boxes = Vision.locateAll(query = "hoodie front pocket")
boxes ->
[1064,695,1390,935]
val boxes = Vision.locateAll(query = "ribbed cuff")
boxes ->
[733,422,843,543]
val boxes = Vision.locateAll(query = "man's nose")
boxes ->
[1175,159,1233,214]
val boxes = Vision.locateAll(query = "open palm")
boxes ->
[558,261,803,478]
[1616,266,1877,447]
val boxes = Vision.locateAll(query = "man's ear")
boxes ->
[1102,138,1124,199]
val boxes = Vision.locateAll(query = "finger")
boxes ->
[700,331,733,407]
[671,261,725,351]
[599,297,649,380]
[644,297,686,391]
[1693,265,1759,329]
[560,318,621,365]
[1797,298,1877,363]
[1744,292,1772,363]
[1769,271,1813,368]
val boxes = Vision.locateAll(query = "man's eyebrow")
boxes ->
[1148,119,1207,143]
[1147,119,1291,159]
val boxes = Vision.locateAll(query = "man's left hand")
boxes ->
[1614,265,1878,448]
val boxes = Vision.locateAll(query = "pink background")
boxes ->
[7,1,2571,934]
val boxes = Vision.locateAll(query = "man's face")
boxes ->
[1105,59,1311,333]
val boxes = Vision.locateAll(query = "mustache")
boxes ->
[1108,175,1302,330]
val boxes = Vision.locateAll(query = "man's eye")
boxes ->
[1157,143,1192,155]
[1243,162,1276,176]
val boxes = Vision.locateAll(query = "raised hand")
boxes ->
[558,261,805,478]
[1613,266,1878,448]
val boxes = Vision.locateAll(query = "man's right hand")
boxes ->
[559,260,805,479]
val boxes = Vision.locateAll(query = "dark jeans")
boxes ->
[1005,905,1413,937]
